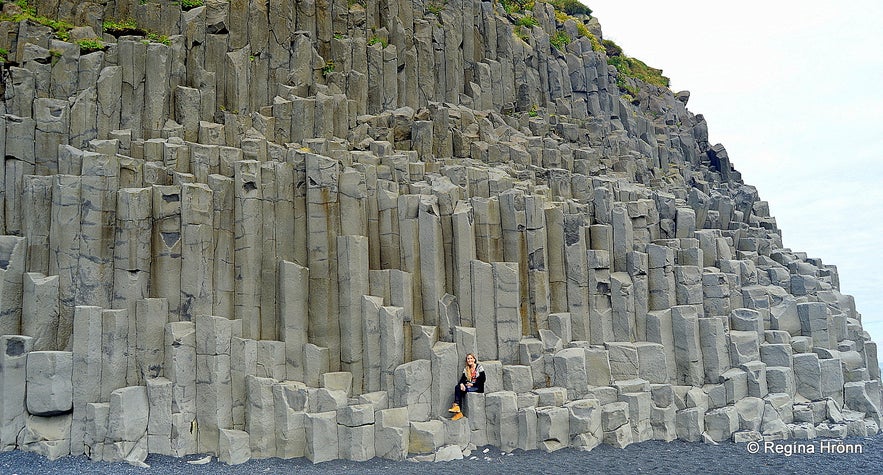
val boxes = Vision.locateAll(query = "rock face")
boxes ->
[0,0,880,466]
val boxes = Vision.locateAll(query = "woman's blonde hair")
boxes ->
[464,353,477,366]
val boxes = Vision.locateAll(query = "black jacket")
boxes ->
[458,366,486,392]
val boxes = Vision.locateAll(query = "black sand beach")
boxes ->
[2,435,881,475]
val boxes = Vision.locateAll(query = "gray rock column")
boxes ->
[704,406,738,442]
[100,309,129,402]
[398,195,424,326]
[360,295,384,393]
[279,261,309,382]
[22,175,52,274]
[338,235,369,393]
[545,207,567,315]
[69,87,98,148]
[494,262,521,364]
[537,405,570,452]
[844,381,882,427]
[460,390,485,446]
[564,215,590,341]
[419,196,446,328]
[105,386,149,465]
[189,144,219,184]
[25,351,72,417]
[517,407,538,451]
[382,44,398,110]
[114,188,152,369]
[819,356,844,404]
[567,398,603,450]
[273,382,306,459]
[472,260,496,361]
[671,305,704,386]
[552,347,589,398]
[375,407,409,461]
[379,305,405,392]
[700,272,731,317]
[152,185,182,319]
[305,411,339,463]
[0,335,34,450]
[49,175,81,350]
[195,315,233,455]
[431,342,459,418]
[234,160,263,337]
[70,306,102,456]
[133,298,168,386]
[246,375,277,459]
[306,153,341,368]
[219,429,251,465]
[146,377,173,456]
[645,309,677,384]
[0,242,26,335]
[83,402,109,460]
[4,115,36,234]
[377,185,401,270]
[648,244,676,311]
[797,302,835,350]
[96,66,122,139]
[223,47,250,120]
[175,86,200,142]
[486,391,518,452]
[337,403,375,461]
[793,352,823,401]
[165,321,197,420]
[208,175,235,318]
[635,342,669,384]
[699,316,730,384]
[473,196,503,260]
[181,183,214,322]
[606,342,640,381]
[411,325,438,365]
[393,359,432,422]
[77,156,119,312]
[230,337,258,430]
[258,163,278,339]
[589,266,614,345]
[674,265,703,306]
[119,39,146,139]
[22,273,59,352]
[611,272,636,341]
[611,204,633,272]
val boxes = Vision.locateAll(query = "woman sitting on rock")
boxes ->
[448,353,485,420]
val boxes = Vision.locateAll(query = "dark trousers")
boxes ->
[454,384,478,405]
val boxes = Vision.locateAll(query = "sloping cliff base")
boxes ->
[0,0,880,466]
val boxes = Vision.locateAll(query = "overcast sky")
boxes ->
[586,1,883,348]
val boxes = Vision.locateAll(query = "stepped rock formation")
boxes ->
[0,0,880,465]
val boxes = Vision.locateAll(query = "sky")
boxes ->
[585,1,883,350]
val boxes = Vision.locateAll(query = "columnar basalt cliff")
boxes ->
[0,0,879,466]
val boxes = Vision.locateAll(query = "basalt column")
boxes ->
[234,161,263,338]
[306,153,341,369]
[151,185,183,320]
[181,183,214,322]
[49,175,80,350]
[114,187,152,383]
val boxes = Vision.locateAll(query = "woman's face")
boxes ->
[466,354,476,366]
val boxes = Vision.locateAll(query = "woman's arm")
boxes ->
[474,371,486,392]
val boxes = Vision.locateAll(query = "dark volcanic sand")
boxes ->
[2,435,881,475]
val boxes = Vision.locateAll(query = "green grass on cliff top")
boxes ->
[0,0,73,41]
[504,1,668,90]
[604,38,670,89]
